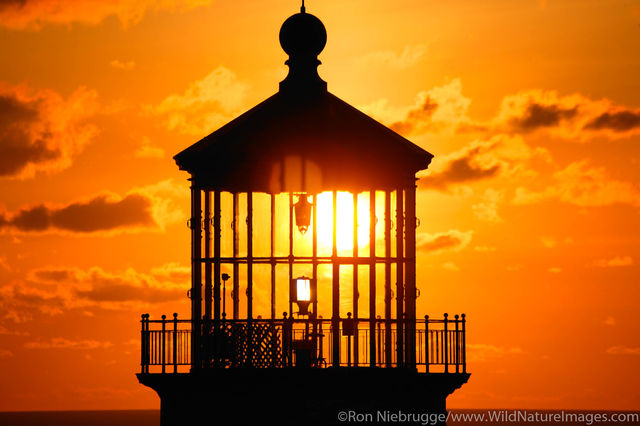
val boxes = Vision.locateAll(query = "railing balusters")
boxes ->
[377,318,382,367]
[454,315,459,373]
[424,315,429,373]
[138,314,466,373]
[161,315,166,374]
[443,313,449,373]
[173,313,178,373]
[462,313,466,374]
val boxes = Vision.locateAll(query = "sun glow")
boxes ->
[315,191,372,255]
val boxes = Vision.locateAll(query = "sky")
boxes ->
[1,0,640,413]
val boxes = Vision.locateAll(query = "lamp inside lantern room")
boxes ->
[290,276,316,316]
[294,193,312,234]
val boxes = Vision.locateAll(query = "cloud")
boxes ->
[0,349,14,358]
[110,59,136,71]
[0,179,186,235]
[513,161,640,208]
[0,265,189,321]
[594,256,633,268]
[472,188,504,223]
[24,337,112,350]
[442,261,460,271]
[417,229,472,254]
[0,82,98,179]
[71,267,185,304]
[133,178,188,228]
[392,79,471,135]
[362,79,472,136]
[0,193,155,234]
[148,66,249,135]
[367,82,640,140]
[493,89,640,139]
[606,346,640,355]
[0,0,211,30]
[467,344,524,362]
[135,136,164,158]
[0,256,10,271]
[419,135,548,190]
[474,246,496,252]
[150,262,190,282]
[584,110,640,132]
[356,45,426,69]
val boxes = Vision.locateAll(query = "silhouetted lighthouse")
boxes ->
[138,5,469,425]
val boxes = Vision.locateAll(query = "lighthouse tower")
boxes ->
[137,5,469,425]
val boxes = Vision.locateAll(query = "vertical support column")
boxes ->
[312,193,318,316]
[204,191,212,321]
[288,192,294,317]
[331,191,340,367]
[384,190,392,367]
[405,183,417,368]
[312,193,319,359]
[232,193,239,319]
[369,190,376,367]
[352,192,359,366]
[247,191,253,319]
[395,188,404,368]
[270,194,276,319]
[213,191,221,321]
[190,184,202,370]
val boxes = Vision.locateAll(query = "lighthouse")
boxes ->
[137,5,469,425]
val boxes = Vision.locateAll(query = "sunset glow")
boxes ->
[0,0,639,415]
[315,191,372,254]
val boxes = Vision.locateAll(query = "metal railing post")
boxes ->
[283,312,291,367]
[318,317,324,367]
[462,313,466,374]
[454,314,459,373]
[443,313,448,374]
[140,314,147,374]
[161,315,166,374]
[377,317,382,367]
[424,315,429,373]
[173,313,178,373]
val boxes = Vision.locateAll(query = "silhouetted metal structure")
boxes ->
[138,5,469,425]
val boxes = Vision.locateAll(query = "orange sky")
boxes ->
[1,0,639,412]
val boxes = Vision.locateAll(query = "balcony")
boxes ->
[139,313,466,374]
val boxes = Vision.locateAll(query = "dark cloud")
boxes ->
[0,0,27,11]
[1,266,186,321]
[40,267,184,304]
[0,193,156,233]
[32,269,77,282]
[417,230,472,254]
[0,94,60,177]
[419,146,501,190]
[75,282,181,304]
[583,110,640,132]
[0,85,97,178]
[390,96,438,135]
[508,103,578,132]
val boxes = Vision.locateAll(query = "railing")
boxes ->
[140,313,466,374]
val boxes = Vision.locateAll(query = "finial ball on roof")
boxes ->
[279,11,326,57]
